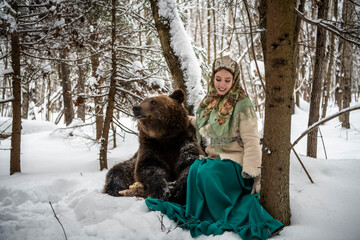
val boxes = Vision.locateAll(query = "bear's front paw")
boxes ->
[118,182,147,198]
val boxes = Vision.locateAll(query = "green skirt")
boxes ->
[145,158,284,240]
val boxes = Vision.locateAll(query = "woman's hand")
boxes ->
[251,176,261,194]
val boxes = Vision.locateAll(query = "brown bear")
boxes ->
[103,89,203,204]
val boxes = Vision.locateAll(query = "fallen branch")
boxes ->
[291,104,360,148]
[157,213,196,234]
[49,201,68,240]
[291,146,314,184]
[318,127,328,159]
[290,105,360,183]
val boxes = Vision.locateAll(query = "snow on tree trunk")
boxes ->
[149,0,204,114]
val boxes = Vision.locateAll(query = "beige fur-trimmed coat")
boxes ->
[192,105,262,179]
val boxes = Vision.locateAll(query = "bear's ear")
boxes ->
[169,89,185,104]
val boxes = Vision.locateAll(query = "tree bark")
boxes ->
[321,32,335,119]
[341,0,354,129]
[260,0,294,226]
[99,0,117,171]
[306,0,328,158]
[10,1,21,175]
[149,0,185,91]
[258,0,266,59]
[76,53,86,122]
[60,49,74,126]
[207,0,211,64]
[212,0,216,58]
[149,0,198,114]
[22,84,29,119]
[293,0,305,111]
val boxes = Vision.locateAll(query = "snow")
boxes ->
[1,68,14,75]
[250,60,265,78]
[1,100,360,240]
[157,0,205,109]
[54,18,65,28]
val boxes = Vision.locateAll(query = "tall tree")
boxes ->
[99,0,117,171]
[149,0,203,114]
[260,0,295,225]
[306,0,329,158]
[321,0,337,119]
[9,1,21,175]
[59,49,74,126]
[341,0,355,129]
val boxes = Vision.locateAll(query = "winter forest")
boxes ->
[1,0,360,239]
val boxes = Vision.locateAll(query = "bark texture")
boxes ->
[149,0,191,112]
[306,0,328,158]
[10,1,21,175]
[260,0,295,226]
[60,49,74,126]
[341,0,354,129]
[99,0,117,170]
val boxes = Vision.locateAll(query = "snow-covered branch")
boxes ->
[0,97,14,104]
[291,104,360,148]
[295,8,360,47]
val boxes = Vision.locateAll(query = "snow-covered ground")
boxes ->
[1,101,360,240]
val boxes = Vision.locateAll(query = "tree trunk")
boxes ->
[293,0,305,111]
[99,0,117,171]
[306,0,328,158]
[321,32,335,119]
[90,39,103,140]
[198,0,204,49]
[258,0,266,59]
[76,55,86,122]
[212,0,216,58]
[341,0,354,129]
[207,0,211,64]
[22,85,29,119]
[60,49,74,126]
[45,75,51,121]
[260,0,294,226]
[149,0,186,91]
[334,0,343,121]
[10,1,21,175]
[149,0,200,114]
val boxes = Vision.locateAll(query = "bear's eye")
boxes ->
[150,100,157,105]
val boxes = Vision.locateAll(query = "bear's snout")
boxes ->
[133,106,142,118]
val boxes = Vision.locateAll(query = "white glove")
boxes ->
[251,176,261,194]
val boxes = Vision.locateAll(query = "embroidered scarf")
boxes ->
[196,56,254,147]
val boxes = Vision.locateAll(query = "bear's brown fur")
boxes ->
[103,89,202,204]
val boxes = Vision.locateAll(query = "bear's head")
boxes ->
[132,89,189,139]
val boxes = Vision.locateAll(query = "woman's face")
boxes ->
[213,69,233,96]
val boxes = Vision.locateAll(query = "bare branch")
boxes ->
[295,8,360,47]
[49,201,68,240]
[0,97,14,104]
[291,146,314,184]
[242,0,267,92]
[291,104,360,148]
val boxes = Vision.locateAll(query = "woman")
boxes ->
[146,56,283,240]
